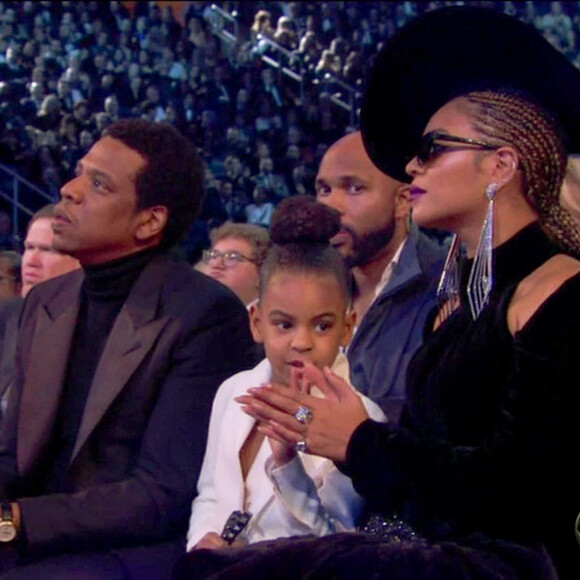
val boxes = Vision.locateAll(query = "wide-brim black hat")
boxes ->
[360,6,580,182]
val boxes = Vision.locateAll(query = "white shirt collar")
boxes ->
[372,236,408,302]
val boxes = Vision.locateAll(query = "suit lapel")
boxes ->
[18,275,83,474]
[70,256,173,462]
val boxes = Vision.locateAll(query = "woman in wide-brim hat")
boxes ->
[177,7,580,579]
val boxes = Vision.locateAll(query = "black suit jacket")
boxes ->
[0,254,257,559]
[0,297,22,418]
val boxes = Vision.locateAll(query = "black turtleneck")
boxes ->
[44,247,160,493]
[405,221,559,443]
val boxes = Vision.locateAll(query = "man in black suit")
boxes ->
[0,120,257,578]
[0,204,80,422]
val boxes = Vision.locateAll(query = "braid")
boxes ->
[463,91,580,257]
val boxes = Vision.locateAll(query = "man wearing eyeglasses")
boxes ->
[315,131,447,419]
[202,223,270,308]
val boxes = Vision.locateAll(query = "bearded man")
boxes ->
[315,131,446,418]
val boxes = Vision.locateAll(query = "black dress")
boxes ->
[175,223,580,579]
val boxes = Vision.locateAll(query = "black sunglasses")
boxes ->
[416,131,499,164]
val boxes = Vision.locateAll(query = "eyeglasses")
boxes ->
[416,131,499,165]
[202,249,256,268]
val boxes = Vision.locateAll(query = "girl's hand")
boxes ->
[236,363,368,463]
[191,532,229,551]
[266,372,311,466]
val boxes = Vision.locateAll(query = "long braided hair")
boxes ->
[461,90,580,257]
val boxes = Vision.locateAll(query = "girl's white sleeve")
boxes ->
[265,394,387,536]
[185,377,233,551]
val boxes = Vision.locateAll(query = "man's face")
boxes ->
[0,257,18,300]
[315,132,408,268]
[21,217,80,297]
[53,136,156,266]
[204,237,260,306]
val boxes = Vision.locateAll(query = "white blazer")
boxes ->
[186,353,386,549]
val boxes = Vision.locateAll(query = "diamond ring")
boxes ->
[294,405,313,424]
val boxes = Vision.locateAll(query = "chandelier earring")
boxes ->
[467,182,499,320]
[436,233,462,322]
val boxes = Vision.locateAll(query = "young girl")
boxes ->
[185,196,385,551]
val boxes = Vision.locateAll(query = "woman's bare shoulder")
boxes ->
[507,254,580,335]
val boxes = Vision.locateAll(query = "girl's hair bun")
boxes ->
[269,196,341,245]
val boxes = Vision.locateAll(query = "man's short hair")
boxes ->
[0,250,21,284]
[105,119,205,250]
[25,203,56,235]
[209,222,270,267]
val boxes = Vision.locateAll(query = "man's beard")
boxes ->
[342,221,396,268]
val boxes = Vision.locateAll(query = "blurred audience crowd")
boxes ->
[1,0,579,261]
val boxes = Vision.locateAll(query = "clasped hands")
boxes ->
[235,363,369,463]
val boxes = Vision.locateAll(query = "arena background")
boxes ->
[0,1,577,262]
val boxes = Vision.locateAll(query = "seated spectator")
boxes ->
[93,111,113,137]
[18,80,44,123]
[183,198,385,555]
[224,154,253,201]
[314,49,341,79]
[203,65,232,111]
[328,37,349,73]
[295,31,321,74]
[56,78,80,113]
[259,68,284,109]
[224,127,252,161]
[34,94,63,132]
[0,119,257,578]
[291,164,314,197]
[0,204,81,418]
[0,45,26,81]
[255,157,290,201]
[274,16,298,50]
[251,9,275,44]
[342,49,364,84]
[103,95,120,123]
[142,83,167,122]
[245,184,275,228]
[202,222,270,307]
[78,128,95,154]
[20,204,81,298]
[72,99,92,132]
[0,251,21,300]
[120,74,146,115]
[254,95,283,140]
[106,47,130,76]
[59,114,81,180]
[184,15,208,54]
[216,178,247,223]
[90,72,116,112]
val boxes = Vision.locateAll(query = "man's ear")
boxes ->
[490,147,519,188]
[249,302,264,344]
[394,184,411,220]
[135,206,169,242]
